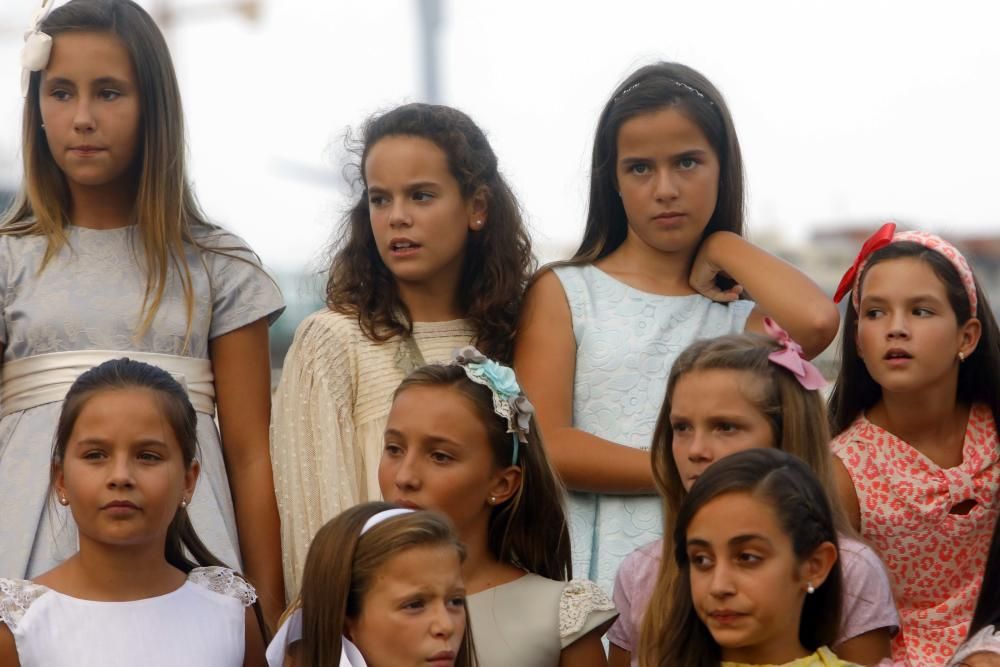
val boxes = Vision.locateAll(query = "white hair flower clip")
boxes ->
[21,1,58,97]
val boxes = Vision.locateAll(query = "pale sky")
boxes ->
[2,0,999,272]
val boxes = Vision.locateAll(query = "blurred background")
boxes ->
[2,1,998,375]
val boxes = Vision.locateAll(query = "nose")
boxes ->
[106,453,135,490]
[429,601,458,640]
[709,562,736,599]
[392,453,421,493]
[654,166,680,201]
[388,199,412,229]
[886,310,910,339]
[72,97,96,134]
[687,429,714,464]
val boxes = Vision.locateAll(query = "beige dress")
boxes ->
[466,574,617,667]
[270,309,473,597]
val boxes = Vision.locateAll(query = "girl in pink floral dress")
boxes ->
[829,223,1000,665]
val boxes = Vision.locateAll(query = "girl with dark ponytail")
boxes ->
[0,358,267,666]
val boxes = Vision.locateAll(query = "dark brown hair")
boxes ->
[640,333,842,666]
[50,357,268,639]
[567,61,744,266]
[657,448,842,667]
[295,502,477,667]
[828,241,1000,435]
[325,103,534,362]
[394,364,572,580]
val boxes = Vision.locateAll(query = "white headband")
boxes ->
[21,0,57,97]
[264,508,417,667]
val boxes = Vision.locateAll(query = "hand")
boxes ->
[688,235,744,302]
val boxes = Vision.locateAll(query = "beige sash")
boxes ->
[1,350,215,417]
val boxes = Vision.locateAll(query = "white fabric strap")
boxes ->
[0,350,215,417]
[361,508,414,535]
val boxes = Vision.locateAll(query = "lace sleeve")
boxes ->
[188,567,258,607]
[0,578,49,631]
[558,579,618,648]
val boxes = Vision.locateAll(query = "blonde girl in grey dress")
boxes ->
[1,0,285,625]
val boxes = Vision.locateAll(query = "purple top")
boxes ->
[607,534,900,666]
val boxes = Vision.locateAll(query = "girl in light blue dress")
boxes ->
[515,62,840,594]
[1,0,285,623]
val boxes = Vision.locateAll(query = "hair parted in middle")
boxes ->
[656,448,842,667]
[568,61,745,266]
[295,501,477,667]
[325,102,534,363]
[640,332,845,667]
[394,363,572,581]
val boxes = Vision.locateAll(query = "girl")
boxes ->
[0,358,267,666]
[662,447,853,667]
[829,224,1000,664]
[2,0,285,623]
[266,503,474,667]
[271,103,534,598]
[615,328,896,667]
[378,348,618,667]
[515,61,839,593]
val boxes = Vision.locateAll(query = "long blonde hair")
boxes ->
[640,333,843,667]
[2,0,247,342]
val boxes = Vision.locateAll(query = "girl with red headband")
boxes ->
[829,223,1000,665]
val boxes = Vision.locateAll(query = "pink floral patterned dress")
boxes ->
[831,404,999,665]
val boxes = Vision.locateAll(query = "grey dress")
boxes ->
[0,223,284,578]
[466,574,617,667]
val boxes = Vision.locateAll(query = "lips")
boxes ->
[394,499,423,510]
[70,145,105,155]
[389,237,421,254]
[883,348,913,361]
[427,649,456,665]
[101,499,139,510]
[708,609,748,623]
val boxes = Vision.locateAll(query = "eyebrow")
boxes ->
[368,181,442,193]
[43,76,132,89]
[861,293,944,304]
[619,148,710,163]
[74,438,169,448]
[383,429,463,448]
[687,533,771,548]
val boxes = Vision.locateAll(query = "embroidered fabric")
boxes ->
[0,577,48,631]
[188,567,258,607]
[558,579,616,639]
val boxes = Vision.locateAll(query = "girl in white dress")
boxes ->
[265,503,474,667]
[0,358,267,667]
[378,348,618,667]
[2,0,285,624]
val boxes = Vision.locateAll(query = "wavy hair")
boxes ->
[393,363,572,580]
[2,0,258,344]
[640,333,843,666]
[657,448,842,667]
[325,103,534,362]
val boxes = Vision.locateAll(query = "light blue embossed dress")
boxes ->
[0,223,284,579]
[552,265,754,593]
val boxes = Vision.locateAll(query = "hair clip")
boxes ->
[454,346,534,465]
[763,318,826,391]
[21,0,57,97]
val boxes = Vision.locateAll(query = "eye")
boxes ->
[716,422,739,434]
[737,551,763,566]
[402,598,426,611]
[913,306,934,317]
[50,88,71,102]
[678,156,699,170]
[368,193,387,207]
[671,421,691,434]
[383,442,404,457]
[689,552,713,570]
[412,191,434,202]
[448,595,466,609]
[430,450,454,464]
[862,307,884,319]
[98,89,121,101]
[138,451,163,462]
[82,449,106,461]
[627,162,651,175]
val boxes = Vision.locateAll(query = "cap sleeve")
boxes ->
[194,227,285,340]
[187,566,258,607]
[0,578,49,631]
[558,579,618,649]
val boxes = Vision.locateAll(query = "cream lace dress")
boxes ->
[270,309,474,597]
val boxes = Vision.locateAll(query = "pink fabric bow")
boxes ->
[833,222,897,304]
[763,318,827,391]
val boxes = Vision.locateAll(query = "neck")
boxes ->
[68,179,136,230]
[870,372,966,450]
[599,231,697,295]
[396,271,463,323]
[68,533,183,600]
[721,636,810,665]
[457,514,506,595]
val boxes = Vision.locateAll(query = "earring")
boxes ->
[59,495,69,506]
[488,496,497,505]
[958,351,966,362]
[473,220,484,229]
[806,582,815,594]
[180,498,188,509]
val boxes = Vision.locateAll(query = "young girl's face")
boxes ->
[857,257,980,395]
[366,135,486,291]
[686,492,824,665]
[39,31,141,193]
[55,388,197,550]
[615,106,720,256]
[346,543,467,667]
[379,385,518,536]
[670,369,775,491]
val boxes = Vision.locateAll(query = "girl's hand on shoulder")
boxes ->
[689,233,744,303]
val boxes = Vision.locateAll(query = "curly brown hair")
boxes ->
[325,103,534,362]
